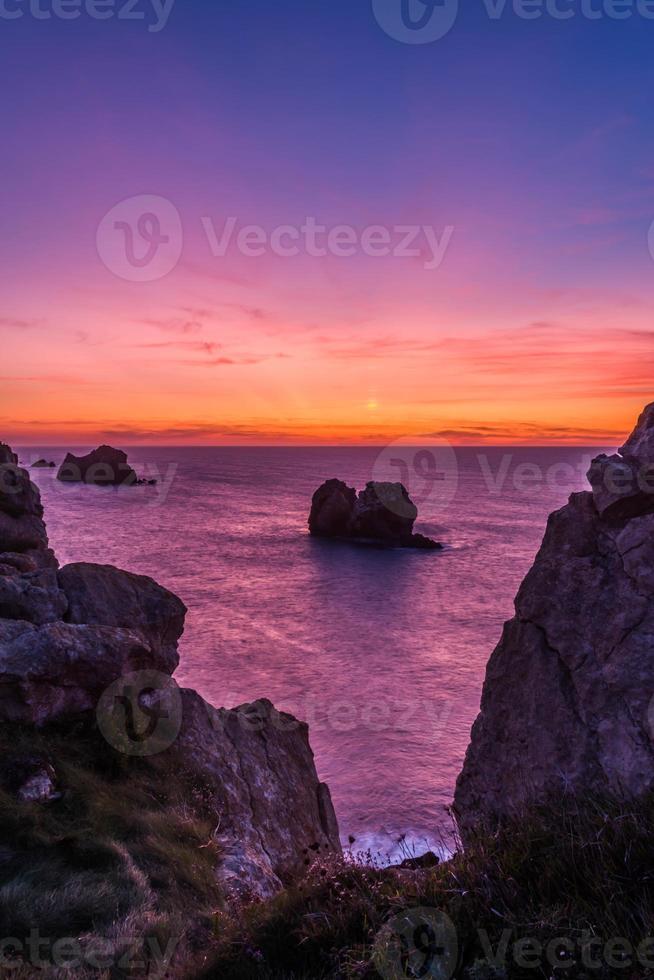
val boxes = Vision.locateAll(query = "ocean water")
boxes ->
[19,445,607,859]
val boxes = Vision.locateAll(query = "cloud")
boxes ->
[0,317,41,330]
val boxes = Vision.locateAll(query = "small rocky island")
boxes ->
[56,445,155,486]
[0,442,339,972]
[31,459,56,468]
[309,478,441,549]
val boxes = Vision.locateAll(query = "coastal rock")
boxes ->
[173,692,341,899]
[0,444,18,466]
[58,562,186,675]
[454,402,654,838]
[309,479,441,549]
[31,459,55,468]
[0,438,341,912]
[57,445,138,487]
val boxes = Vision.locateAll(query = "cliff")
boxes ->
[455,403,654,838]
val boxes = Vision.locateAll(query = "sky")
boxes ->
[1,0,654,445]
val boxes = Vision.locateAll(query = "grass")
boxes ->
[2,719,654,979]
[202,795,654,980]
[0,718,224,978]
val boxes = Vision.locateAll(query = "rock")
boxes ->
[454,402,654,840]
[31,459,55,468]
[0,444,18,466]
[309,479,358,538]
[0,438,341,909]
[0,621,162,725]
[398,851,440,871]
[57,445,138,487]
[0,566,67,625]
[309,479,441,549]
[0,752,60,803]
[58,563,186,675]
[173,692,340,899]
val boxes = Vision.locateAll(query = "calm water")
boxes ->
[18,445,606,858]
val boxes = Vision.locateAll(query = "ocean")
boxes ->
[19,444,609,860]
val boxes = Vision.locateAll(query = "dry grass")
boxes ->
[203,795,654,979]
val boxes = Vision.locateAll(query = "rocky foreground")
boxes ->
[455,403,654,838]
[0,442,339,973]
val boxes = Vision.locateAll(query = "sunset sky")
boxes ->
[2,0,654,445]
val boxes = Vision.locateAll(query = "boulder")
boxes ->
[0,566,67,625]
[454,402,654,839]
[32,459,55,468]
[57,445,138,487]
[309,479,441,549]
[58,562,186,675]
[0,621,159,725]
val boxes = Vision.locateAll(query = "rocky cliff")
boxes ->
[0,444,339,968]
[455,403,654,838]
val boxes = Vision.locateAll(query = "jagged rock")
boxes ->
[57,445,138,487]
[454,402,654,839]
[32,459,55,468]
[58,563,186,675]
[173,692,340,899]
[309,479,441,549]
[0,438,341,909]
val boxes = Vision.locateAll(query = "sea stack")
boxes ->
[309,479,441,549]
[57,445,138,487]
[454,402,654,839]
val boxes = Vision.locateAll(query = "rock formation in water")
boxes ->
[454,402,654,838]
[57,445,139,487]
[0,444,340,904]
[32,459,55,468]
[309,479,441,549]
